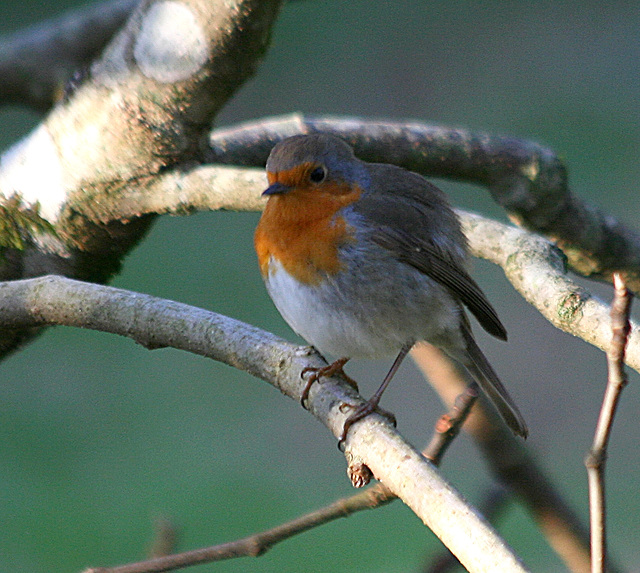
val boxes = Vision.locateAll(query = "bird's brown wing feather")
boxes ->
[352,165,506,340]
[370,222,527,437]
[371,225,507,340]
[349,164,525,436]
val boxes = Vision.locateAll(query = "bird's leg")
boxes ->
[339,343,413,444]
[300,356,357,408]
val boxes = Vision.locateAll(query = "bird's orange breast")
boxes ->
[255,176,361,286]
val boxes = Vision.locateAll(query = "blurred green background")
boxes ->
[1,1,640,572]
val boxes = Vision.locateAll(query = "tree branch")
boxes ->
[424,485,510,573]
[82,381,480,573]
[0,0,283,355]
[0,274,527,573]
[411,345,596,573]
[115,165,267,218]
[0,0,137,111]
[0,0,283,266]
[207,114,640,292]
[461,212,640,373]
[585,273,632,573]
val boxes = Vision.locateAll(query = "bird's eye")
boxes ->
[309,166,326,183]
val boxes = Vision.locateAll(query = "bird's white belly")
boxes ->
[264,258,461,359]
[265,262,383,357]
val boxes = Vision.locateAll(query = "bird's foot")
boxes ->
[338,399,397,449]
[300,357,357,408]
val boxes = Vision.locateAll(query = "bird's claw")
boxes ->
[299,367,321,409]
[338,400,397,450]
[299,357,355,409]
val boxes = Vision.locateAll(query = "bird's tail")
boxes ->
[459,324,528,438]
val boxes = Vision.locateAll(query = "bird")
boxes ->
[254,133,527,442]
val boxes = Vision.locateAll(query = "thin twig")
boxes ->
[585,273,632,573]
[82,384,480,573]
[424,382,479,466]
[83,478,395,573]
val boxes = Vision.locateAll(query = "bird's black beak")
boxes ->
[262,182,290,196]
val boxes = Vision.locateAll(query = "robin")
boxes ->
[254,133,527,442]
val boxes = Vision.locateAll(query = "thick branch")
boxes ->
[0,0,283,259]
[115,165,266,218]
[412,345,595,573]
[0,275,527,573]
[207,114,640,292]
[0,0,283,356]
[461,211,640,373]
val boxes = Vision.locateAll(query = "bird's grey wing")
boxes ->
[370,224,507,340]
[352,167,506,340]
